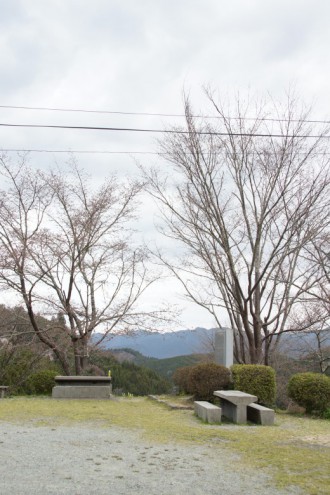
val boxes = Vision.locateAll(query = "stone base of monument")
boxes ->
[52,376,113,399]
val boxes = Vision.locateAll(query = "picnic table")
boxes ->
[213,390,257,423]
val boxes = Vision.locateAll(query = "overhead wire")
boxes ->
[0,148,159,155]
[1,103,330,125]
[2,148,330,157]
[1,106,329,155]
[0,122,329,139]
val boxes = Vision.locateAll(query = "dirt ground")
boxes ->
[0,421,303,495]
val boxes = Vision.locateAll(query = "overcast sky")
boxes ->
[1,0,330,329]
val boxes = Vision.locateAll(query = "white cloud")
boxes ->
[1,0,329,328]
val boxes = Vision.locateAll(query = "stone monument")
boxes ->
[214,327,233,367]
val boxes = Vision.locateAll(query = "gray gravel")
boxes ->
[0,421,301,495]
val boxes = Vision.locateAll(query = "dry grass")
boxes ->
[0,396,329,495]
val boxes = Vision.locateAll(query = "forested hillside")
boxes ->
[110,348,207,379]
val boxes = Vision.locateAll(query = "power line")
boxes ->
[0,122,329,139]
[0,104,184,118]
[1,148,158,155]
[2,148,330,156]
[0,104,330,125]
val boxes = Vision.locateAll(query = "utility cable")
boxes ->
[2,148,330,156]
[1,148,158,155]
[0,122,329,139]
[0,104,329,125]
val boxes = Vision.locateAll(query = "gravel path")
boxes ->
[0,421,301,495]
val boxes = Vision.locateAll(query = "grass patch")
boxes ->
[0,396,329,494]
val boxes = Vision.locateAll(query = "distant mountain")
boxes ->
[94,327,330,360]
[94,327,218,359]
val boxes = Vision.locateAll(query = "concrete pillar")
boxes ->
[214,327,233,367]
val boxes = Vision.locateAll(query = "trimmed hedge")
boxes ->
[288,372,330,414]
[173,363,230,401]
[231,364,276,406]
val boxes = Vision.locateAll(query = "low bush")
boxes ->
[26,370,58,395]
[187,363,231,401]
[231,364,276,406]
[288,372,330,414]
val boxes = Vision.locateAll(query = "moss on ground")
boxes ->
[0,396,329,494]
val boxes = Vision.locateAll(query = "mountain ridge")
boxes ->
[93,327,218,359]
[94,327,330,360]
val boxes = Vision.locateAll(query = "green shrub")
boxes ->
[0,348,44,395]
[323,408,330,420]
[231,364,276,406]
[288,372,330,414]
[26,370,58,395]
[187,363,231,401]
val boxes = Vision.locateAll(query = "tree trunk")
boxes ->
[73,336,89,375]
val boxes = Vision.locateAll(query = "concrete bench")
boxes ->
[213,390,257,424]
[0,386,9,398]
[194,401,222,424]
[52,376,112,399]
[247,403,275,426]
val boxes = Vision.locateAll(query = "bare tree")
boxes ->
[0,156,167,375]
[297,326,330,374]
[303,232,330,320]
[290,231,330,373]
[145,93,330,364]
[307,234,330,373]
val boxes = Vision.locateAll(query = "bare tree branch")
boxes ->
[0,158,172,375]
[144,92,330,364]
